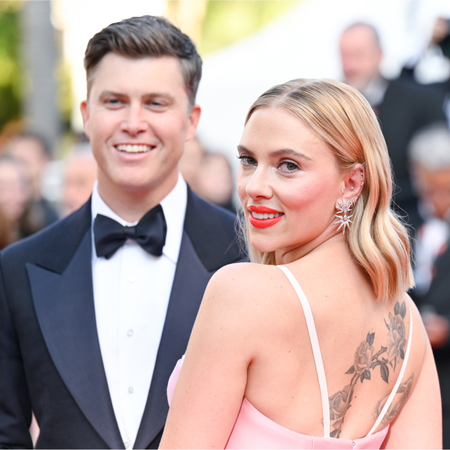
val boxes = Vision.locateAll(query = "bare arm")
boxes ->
[382,304,442,449]
[159,264,256,449]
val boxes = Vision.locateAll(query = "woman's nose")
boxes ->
[245,168,273,200]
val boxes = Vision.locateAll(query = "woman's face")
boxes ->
[237,106,345,262]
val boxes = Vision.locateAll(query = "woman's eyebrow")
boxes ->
[269,148,312,160]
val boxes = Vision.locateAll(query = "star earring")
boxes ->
[334,198,353,234]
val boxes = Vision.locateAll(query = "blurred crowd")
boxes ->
[2,13,450,446]
[340,18,450,446]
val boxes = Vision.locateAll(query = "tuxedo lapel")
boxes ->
[134,231,211,448]
[27,224,123,449]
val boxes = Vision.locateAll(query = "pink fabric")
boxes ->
[167,360,389,449]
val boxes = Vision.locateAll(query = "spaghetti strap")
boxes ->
[366,308,413,436]
[277,265,330,438]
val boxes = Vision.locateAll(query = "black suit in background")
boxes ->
[0,188,246,449]
[410,241,450,448]
[376,79,445,231]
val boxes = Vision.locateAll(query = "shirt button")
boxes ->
[128,387,134,394]
[124,442,129,448]
[127,274,136,283]
[127,329,134,337]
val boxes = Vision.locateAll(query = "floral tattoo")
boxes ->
[328,300,408,438]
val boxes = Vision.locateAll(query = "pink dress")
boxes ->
[167,266,413,449]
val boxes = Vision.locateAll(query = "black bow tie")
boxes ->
[94,205,167,259]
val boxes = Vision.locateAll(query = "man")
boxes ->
[408,123,450,447]
[339,22,445,231]
[62,143,97,216]
[0,16,244,449]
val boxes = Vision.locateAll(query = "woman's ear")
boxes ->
[339,163,365,204]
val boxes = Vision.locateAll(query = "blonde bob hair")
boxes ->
[243,78,414,302]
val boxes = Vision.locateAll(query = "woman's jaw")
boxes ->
[245,210,346,265]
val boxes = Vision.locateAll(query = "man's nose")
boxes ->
[120,106,150,136]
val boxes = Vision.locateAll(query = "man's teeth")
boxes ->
[116,144,153,153]
[251,212,282,219]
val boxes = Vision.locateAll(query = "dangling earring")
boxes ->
[334,198,353,234]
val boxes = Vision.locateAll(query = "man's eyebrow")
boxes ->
[142,92,175,100]
[98,90,127,98]
[237,145,311,161]
[98,91,175,102]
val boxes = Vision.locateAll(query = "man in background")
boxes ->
[62,143,97,216]
[339,22,445,231]
[408,123,450,447]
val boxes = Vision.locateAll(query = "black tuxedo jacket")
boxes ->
[377,79,445,230]
[0,189,246,449]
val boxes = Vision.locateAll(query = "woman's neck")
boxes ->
[275,227,346,265]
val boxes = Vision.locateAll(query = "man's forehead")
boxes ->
[341,26,379,48]
[88,54,187,96]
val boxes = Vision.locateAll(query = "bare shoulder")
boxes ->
[208,263,283,295]
[203,263,296,324]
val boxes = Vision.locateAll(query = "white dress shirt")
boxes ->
[91,174,187,449]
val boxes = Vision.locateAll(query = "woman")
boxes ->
[159,79,441,449]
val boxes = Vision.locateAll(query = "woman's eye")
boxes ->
[279,160,299,173]
[238,155,257,167]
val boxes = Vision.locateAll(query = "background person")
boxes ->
[0,15,244,450]
[62,143,97,216]
[408,123,450,447]
[196,152,235,212]
[339,22,445,232]
[5,132,59,229]
[0,156,32,242]
[160,79,441,449]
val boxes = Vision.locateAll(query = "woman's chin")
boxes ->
[250,240,277,254]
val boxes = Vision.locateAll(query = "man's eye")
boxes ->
[238,155,257,167]
[279,160,299,173]
[105,99,122,106]
[147,100,166,109]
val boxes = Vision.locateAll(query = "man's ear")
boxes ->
[337,163,365,206]
[186,104,201,142]
[80,100,90,138]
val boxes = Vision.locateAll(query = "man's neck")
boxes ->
[360,74,388,107]
[97,175,178,223]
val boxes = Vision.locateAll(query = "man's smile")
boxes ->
[115,144,156,154]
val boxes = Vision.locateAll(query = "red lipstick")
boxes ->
[247,205,284,229]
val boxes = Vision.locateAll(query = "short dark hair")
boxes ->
[84,15,202,105]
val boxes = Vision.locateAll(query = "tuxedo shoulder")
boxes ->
[388,78,442,98]
[185,191,247,271]
[0,201,91,268]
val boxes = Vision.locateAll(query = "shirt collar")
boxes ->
[91,174,187,263]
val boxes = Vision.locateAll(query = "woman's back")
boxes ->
[241,240,422,441]
[164,240,437,448]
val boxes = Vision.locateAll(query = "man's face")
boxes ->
[81,54,200,202]
[415,164,450,220]
[339,26,382,91]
